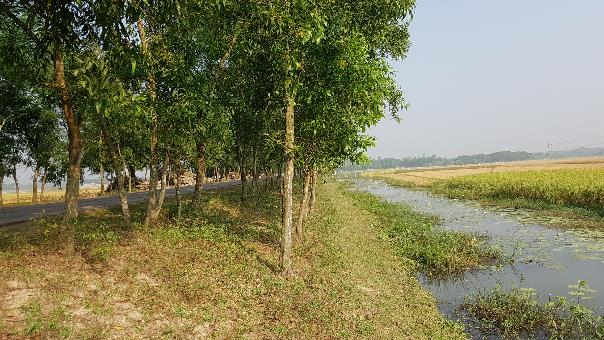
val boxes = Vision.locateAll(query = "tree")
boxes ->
[1,0,415,275]
[202,0,414,274]
[231,0,328,275]
[75,49,137,222]
[1,0,133,224]
[19,109,61,203]
[289,0,412,234]
[132,2,187,228]
[0,78,24,205]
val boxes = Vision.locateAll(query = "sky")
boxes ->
[368,0,604,159]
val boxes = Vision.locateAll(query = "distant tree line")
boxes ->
[340,147,604,171]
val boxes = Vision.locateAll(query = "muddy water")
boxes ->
[351,179,604,333]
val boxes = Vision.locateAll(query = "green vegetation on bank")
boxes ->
[0,183,464,338]
[461,285,604,338]
[342,184,499,276]
[369,174,426,189]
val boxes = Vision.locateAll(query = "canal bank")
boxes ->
[350,178,604,337]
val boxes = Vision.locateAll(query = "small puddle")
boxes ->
[351,178,604,337]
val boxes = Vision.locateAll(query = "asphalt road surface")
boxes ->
[0,180,241,227]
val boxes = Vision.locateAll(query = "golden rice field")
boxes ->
[433,169,604,211]
[364,157,604,213]
[365,157,604,187]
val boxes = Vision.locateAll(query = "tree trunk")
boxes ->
[167,168,172,188]
[12,167,19,203]
[295,169,311,235]
[114,167,131,222]
[252,148,258,193]
[156,156,169,215]
[147,153,169,224]
[280,94,295,276]
[138,18,160,229]
[41,168,47,201]
[125,163,132,192]
[99,136,105,194]
[240,163,247,201]
[309,169,318,215]
[128,166,136,191]
[99,161,105,194]
[175,160,182,220]
[54,48,82,224]
[193,141,206,202]
[0,175,4,205]
[32,163,40,203]
[100,124,131,222]
[238,145,247,200]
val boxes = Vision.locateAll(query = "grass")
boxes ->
[365,174,428,188]
[0,181,464,338]
[460,284,604,339]
[341,184,500,277]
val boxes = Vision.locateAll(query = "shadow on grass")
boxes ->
[0,186,282,272]
[169,188,283,272]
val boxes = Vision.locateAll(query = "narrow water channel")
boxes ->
[351,178,604,336]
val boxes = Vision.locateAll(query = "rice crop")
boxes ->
[433,169,604,212]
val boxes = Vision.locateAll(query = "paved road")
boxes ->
[0,180,241,227]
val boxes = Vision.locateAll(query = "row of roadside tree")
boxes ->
[0,0,414,274]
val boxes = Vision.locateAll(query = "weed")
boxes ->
[21,301,72,338]
[76,221,120,263]
[343,185,499,276]
[461,285,604,338]
[370,168,604,230]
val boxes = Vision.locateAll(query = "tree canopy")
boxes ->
[0,0,415,272]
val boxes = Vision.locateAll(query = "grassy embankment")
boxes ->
[342,187,498,277]
[0,181,485,338]
[366,168,604,229]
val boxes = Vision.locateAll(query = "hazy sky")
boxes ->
[368,0,604,159]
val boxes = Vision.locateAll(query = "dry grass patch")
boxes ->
[0,188,103,207]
